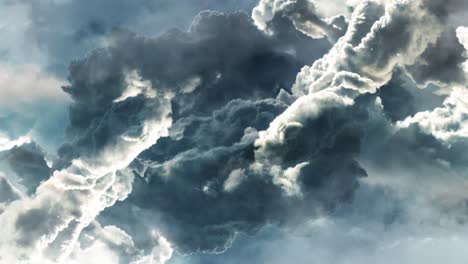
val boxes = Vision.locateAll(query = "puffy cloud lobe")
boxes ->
[245,5,468,262]
[0,134,30,152]
[291,0,445,97]
[86,0,468,257]
[101,99,290,253]
[397,88,468,143]
[458,27,468,51]
[223,168,247,192]
[252,0,348,41]
[457,26,468,72]
[3,0,468,262]
[0,67,173,261]
[253,0,448,198]
[100,93,384,254]
[72,221,173,264]
[253,90,366,197]
[60,77,173,172]
[93,11,328,119]
[169,86,468,263]
[405,28,467,87]
[314,0,358,18]
[54,9,328,167]
[0,9,332,261]
[85,10,363,254]
[376,67,445,122]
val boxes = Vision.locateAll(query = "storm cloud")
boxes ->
[1,0,468,263]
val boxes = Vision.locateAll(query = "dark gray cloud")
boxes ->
[2,0,258,76]
[166,183,405,264]
[56,10,330,168]
[0,8,332,259]
[0,142,51,195]
[377,68,445,122]
[3,0,468,263]
[372,125,468,172]
[406,29,467,86]
[99,94,377,253]
[253,0,348,41]
[423,0,468,21]
[360,112,468,187]
[61,1,468,259]
[59,11,361,254]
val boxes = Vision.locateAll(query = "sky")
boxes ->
[0,0,468,263]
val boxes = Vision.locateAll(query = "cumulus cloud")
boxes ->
[457,26,468,72]
[397,88,468,142]
[0,134,30,152]
[70,221,173,264]
[85,10,362,254]
[292,0,448,96]
[3,0,468,263]
[1,8,328,260]
[0,68,173,262]
[0,9,329,261]
[457,27,468,49]
[253,0,451,201]
[252,0,347,41]
[247,1,468,261]
[405,28,467,87]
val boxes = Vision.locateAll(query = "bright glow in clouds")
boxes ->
[0,134,31,152]
[396,26,468,143]
[254,0,446,195]
[397,88,468,142]
[0,72,173,263]
[2,0,468,263]
[457,26,468,72]
[252,0,347,41]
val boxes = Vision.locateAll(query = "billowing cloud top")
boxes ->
[1,0,468,263]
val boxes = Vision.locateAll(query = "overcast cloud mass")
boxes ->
[1,0,468,263]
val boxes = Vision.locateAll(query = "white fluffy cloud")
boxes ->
[292,0,443,96]
[456,26,468,72]
[3,0,468,262]
[393,26,468,149]
[252,0,347,41]
[69,222,173,264]
[0,134,31,152]
[0,72,173,262]
[397,88,468,142]
[254,0,446,195]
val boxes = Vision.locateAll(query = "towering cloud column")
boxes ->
[253,0,447,196]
